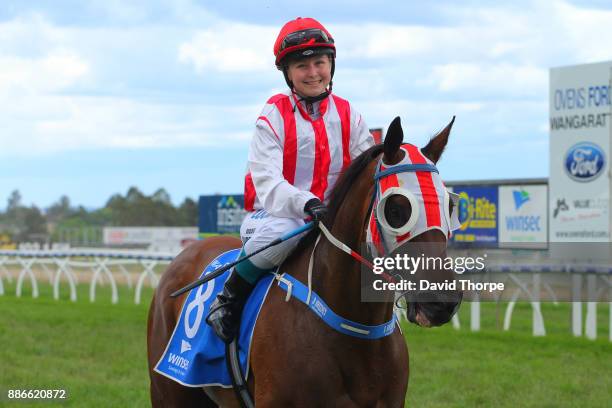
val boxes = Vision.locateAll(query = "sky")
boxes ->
[1,0,612,209]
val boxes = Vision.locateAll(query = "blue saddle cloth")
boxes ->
[154,248,275,387]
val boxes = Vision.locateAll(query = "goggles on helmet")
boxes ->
[280,28,334,53]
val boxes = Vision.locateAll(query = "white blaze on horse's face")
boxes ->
[367,143,461,255]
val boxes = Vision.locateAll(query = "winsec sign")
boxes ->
[549,61,612,242]
[499,185,547,248]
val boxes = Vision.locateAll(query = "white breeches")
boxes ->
[240,210,306,269]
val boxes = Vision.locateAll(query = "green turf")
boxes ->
[0,281,610,407]
[403,303,611,407]
[0,282,154,407]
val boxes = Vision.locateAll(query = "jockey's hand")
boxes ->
[304,198,328,223]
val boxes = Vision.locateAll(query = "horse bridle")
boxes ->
[368,160,440,255]
[316,158,440,277]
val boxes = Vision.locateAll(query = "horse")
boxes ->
[147,116,462,407]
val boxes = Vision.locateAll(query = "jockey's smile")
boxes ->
[287,55,332,98]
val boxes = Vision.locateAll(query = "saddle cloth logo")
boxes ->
[154,248,275,387]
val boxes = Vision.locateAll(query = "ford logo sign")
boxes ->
[564,142,606,182]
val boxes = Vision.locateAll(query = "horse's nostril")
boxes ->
[407,302,419,324]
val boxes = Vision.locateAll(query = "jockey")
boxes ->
[206,17,375,343]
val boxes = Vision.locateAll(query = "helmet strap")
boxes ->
[282,67,293,90]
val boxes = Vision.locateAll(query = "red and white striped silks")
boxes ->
[244,91,373,219]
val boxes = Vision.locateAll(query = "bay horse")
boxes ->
[147,117,461,407]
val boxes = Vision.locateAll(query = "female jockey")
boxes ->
[206,17,375,343]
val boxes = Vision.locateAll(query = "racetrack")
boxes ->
[0,282,609,407]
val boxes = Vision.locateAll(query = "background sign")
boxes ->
[103,227,197,251]
[499,185,548,248]
[198,194,247,234]
[549,61,612,242]
[370,128,383,144]
[451,185,498,246]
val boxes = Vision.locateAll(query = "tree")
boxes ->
[103,187,181,226]
[3,203,47,242]
[178,198,198,226]
[46,195,73,223]
[106,193,126,208]
[4,190,25,237]
[126,187,145,204]
[22,206,47,241]
[1,187,200,244]
[7,190,22,212]
[151,188,172,205]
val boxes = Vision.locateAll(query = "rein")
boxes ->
[318,223,374,270]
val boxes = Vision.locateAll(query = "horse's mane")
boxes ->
[296,144,384,251]
[326,144,384,224]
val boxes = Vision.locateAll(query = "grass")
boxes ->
[0,282,154,407]
[403,302,611,407]
[0,280,610,407]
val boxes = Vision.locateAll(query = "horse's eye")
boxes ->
[384,194,412,229]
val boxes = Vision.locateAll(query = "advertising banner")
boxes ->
[103,227,198,249]
[370,128,383,144]
[451,186,498,246]
[198,194,247,234]
[499,185,548,248]
[549,61,612,242]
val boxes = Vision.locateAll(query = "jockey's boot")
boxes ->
[206,270,254,343]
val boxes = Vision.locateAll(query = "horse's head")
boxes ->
[368,116,462,327]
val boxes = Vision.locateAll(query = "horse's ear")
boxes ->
[421,116,455,164]
[383,116,404,164]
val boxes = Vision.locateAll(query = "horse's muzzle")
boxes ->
[406,290,463,327]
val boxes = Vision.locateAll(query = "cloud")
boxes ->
[1,93,258,156]
[424,63,547,96]
[0,0,610,162]
[0,13,266,157]
[178,23,276,73]
[336,0,612,67]
[0,52,89,93]
[552,0,612,62]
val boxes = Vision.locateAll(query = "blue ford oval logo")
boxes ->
[564,142,606,182]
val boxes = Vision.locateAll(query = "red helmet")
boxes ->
[273,17,335,68]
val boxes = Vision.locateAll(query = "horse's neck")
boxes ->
[285,158,394,326]
[306,221,395,327]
